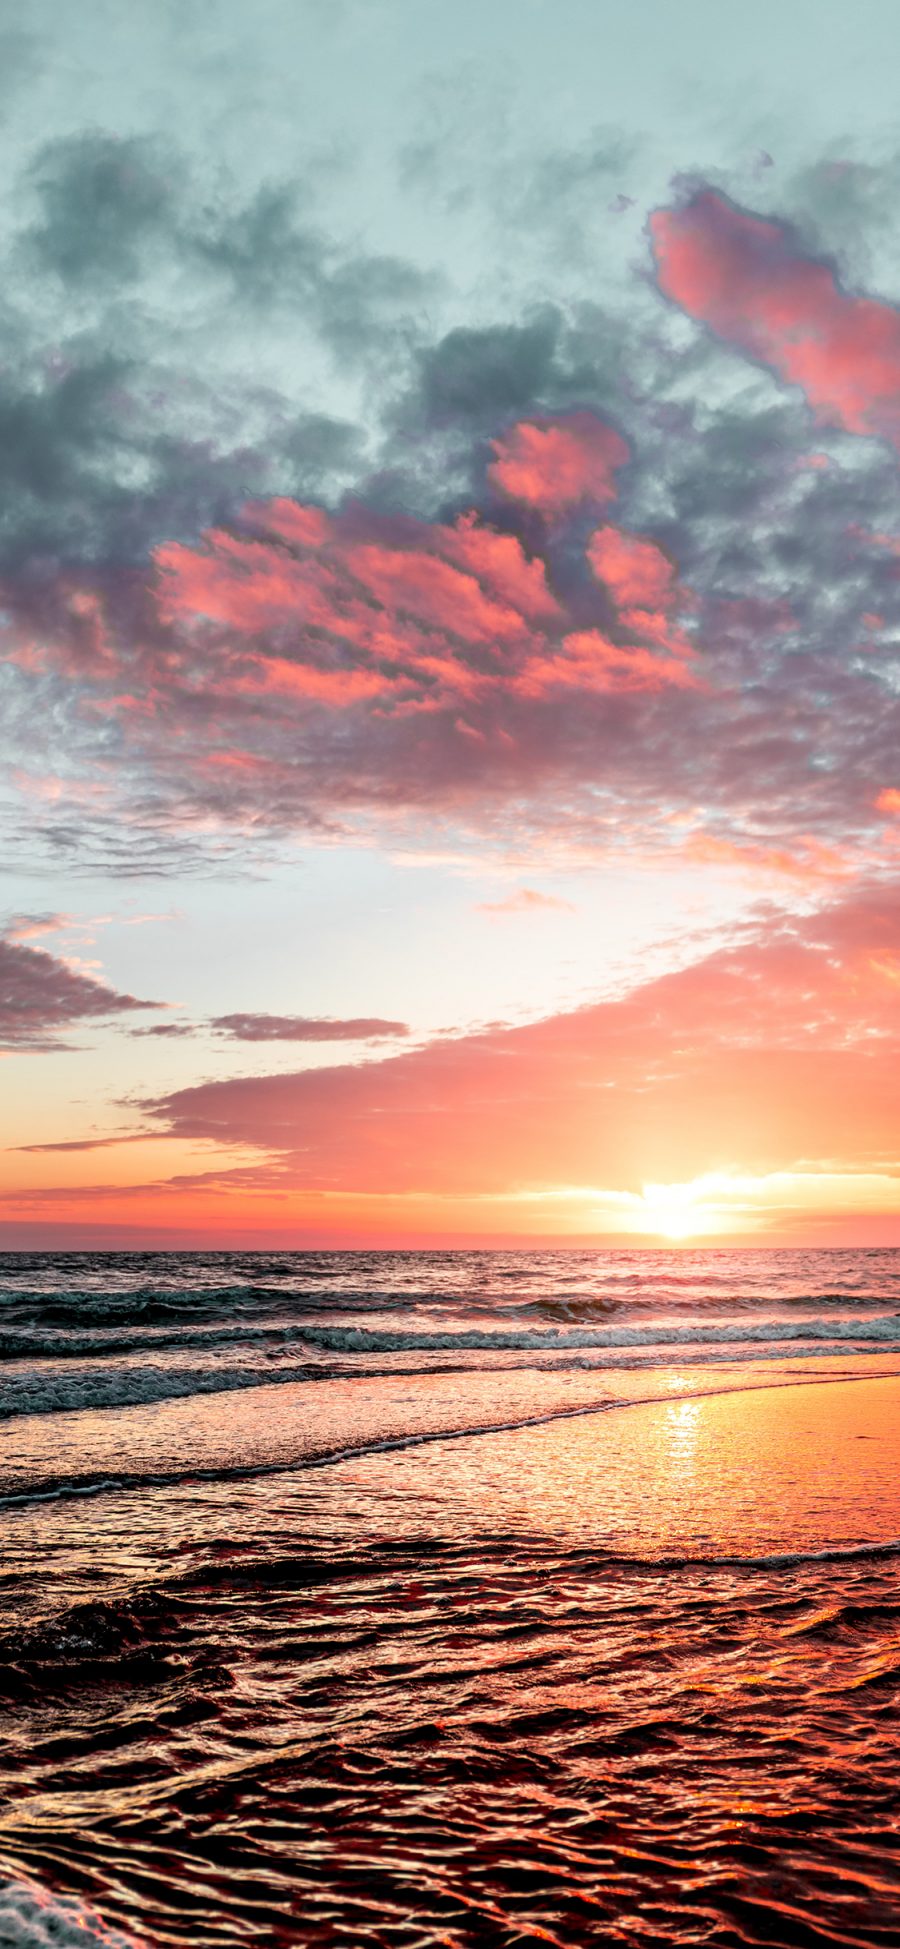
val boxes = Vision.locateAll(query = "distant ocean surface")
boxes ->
[1,1248,899,1946]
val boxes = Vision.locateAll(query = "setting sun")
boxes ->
[639,1181,710,1240]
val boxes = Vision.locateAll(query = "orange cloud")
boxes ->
[8,886,900,1245]
[115,884,900,1216]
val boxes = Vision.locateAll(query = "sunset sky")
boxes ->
[4,0,900,1247]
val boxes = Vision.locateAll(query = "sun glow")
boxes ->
[638,1179,716,1240]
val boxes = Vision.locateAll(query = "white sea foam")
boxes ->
[0,1875,142,1947]
[2,1313,900,1422]
[295,1314,900,1352]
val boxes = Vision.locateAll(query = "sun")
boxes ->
[638,1179,710,1241]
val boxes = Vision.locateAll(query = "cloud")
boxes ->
[0,410,706,873]
[129,1021,196,1038]
[24,133,174,287]
[9,365,900,878]
[3,141,900,887]
[14,1132,166,1152]
[0,934,159,1050]
[211,1013,409,1042]
[488,410,628,512]
[129,1011,411,1042]
[0,127,433,589]
[409,315,565,429]
[24,130,437,348]
[2,912,70,943]
[477,888,575,915]
[138,883,900,1197]
[651,188,900,449]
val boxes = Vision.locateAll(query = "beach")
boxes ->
[0,1249,898,1945]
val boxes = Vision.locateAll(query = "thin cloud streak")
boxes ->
[211,1013,410,1042]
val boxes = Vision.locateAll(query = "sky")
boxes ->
[4,0,900,1248]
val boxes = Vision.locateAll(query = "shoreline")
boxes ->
[3,1350,900,1511]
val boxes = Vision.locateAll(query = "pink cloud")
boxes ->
[651,190,900,447]
[517,629,698,696]
[138,884,900,1198]
[435,515,561,622]
[0,428,699,853]
[2,913,71,944]
[477,887,575,915]
[487,411,629,512]
[148,475,700,739]
[588,526,676,611]
[14,396,878,868]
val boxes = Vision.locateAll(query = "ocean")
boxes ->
[0,1247,899,1947]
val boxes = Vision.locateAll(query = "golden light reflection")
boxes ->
[665,1398,700,1466]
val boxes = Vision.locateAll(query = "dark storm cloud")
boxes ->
[394,306,631,453]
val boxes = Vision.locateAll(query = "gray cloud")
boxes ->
[0,128,437,579]
[24,133,174,287]
[0,934,159,1050]
[129,1021,196,1038]
[211,1013,409,1042]
[2,121,900,881]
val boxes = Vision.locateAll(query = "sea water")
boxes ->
[0,1248,898,1946]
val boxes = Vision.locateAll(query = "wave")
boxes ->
[2,1319,899,1423]
[2,1280,899,1326]
[2,1242,900,1336]
[0,1359,325,1420]
[627,1535,900,1571]
[289,1314,900,1352]
[6,1531,900,1661]
[1,1366,892,1509]
[4,1300,900,1367]
[0,1283,291,1326]
[0,1875,141,1947]
[0,1318,324,1361]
